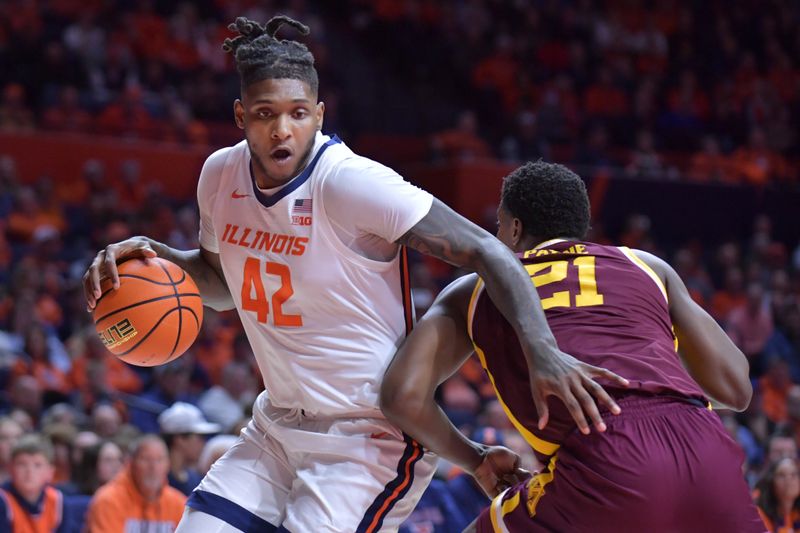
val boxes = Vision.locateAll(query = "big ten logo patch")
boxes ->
[291,215,312,226]
[99,318,138,349]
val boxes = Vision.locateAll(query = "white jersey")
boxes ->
[197,132,433,417]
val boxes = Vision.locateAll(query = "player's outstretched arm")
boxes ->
[397,199,628,434]
[381,275,527,497]
[634,250,752,411]
[83,238,235,312]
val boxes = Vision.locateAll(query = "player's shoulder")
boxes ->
[428,273,479,319]
[202,140,247,176]
[326,146,402,185]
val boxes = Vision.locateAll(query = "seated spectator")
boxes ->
[688,135,735,183]
[197,362,255,432]
[759,358,793,425]
[70,331,142,409]
[73,440,124,496]
[157,402,220,496]
[756,457,800,532]
[710,267,747,322]
[0,84,35,132]
[626,129,665,179]
[0,434,80,532]
[0,417,23,484]
[85,435,186,532]
[498,111,550,164]
[731,127,792,186]
[430,111,491,162]
[41,86,92,134]
[727,282,774,373]
[6,188,67,244]
[94,85,159,140]
[583,67,629,119]
[128,359,197,434]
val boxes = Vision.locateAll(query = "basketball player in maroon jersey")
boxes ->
[381,161,766,532]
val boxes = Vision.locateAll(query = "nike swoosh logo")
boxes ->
[231,189,250,199]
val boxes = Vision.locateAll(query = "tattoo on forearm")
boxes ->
[397,201,480,268]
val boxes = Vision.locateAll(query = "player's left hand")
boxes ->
[527,346,630,435]
[473,446,530,498]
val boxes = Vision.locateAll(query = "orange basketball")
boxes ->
[93,257,203,367]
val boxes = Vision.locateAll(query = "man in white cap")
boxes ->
[158,402,221,495]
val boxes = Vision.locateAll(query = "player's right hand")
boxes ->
[83,236,158,311]
[473,446,530,498]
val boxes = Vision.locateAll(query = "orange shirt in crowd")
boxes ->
[757,506,800,533]
[0,485,64,533]
[688,152,736,183]
[12,361,71,395]
[710,291,747,321]
[85,466,186,533]
[760,375,791,424]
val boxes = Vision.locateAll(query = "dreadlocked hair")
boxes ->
[500,160,591,241]
[222,15,318,93]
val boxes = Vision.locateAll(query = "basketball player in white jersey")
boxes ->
[83,15,627,533]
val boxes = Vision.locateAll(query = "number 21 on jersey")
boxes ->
[525,256,604,310]
[241,258,302,327]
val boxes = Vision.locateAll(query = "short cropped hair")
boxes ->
[500,160,590,241]
[12,434,54,463]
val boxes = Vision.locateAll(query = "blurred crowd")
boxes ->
[0,0,800,531]
[0,1,798,183]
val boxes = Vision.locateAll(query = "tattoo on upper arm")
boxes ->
[397,201,483,268]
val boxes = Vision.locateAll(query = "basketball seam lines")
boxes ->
[116,307,183,357]
[95,271,187,305]
[93,293,201,325]
[159,261,183,359]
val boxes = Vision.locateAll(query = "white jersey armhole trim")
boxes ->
[617,246,668,304]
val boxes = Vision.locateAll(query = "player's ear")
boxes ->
[511,217,523,247]
[234,100,245,129]
[315,101,325,131]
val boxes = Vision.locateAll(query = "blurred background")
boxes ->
[0,0,799,531]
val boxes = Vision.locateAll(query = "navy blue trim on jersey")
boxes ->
[249,135,342,208]
[187,490,278,533]
[355,434,424,533]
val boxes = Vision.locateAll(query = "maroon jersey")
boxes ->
[468,239,706,460]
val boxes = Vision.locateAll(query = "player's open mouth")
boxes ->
[271,148,293,165]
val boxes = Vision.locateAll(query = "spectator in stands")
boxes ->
[756,457,800,532]
[90,404,122,440]
[0,434,77,532]
[711,267,747,321]
[157,402,220,495]
[759,358,793,425]
[731,128,791,186]
[6,376,43,427]
[499,111,550,164]
[430,110,492,162]
[42,86,92,134]
[0,84,35,132]
[85,435,185,533]
[197,362,254,433]
[128,359,196,433]
[73,440,124,496]
[626,129,665,179]
[0,417,23,484]
[688,135,734,183]
[727,282,775,372]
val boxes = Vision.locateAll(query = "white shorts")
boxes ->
[186,393,437,532]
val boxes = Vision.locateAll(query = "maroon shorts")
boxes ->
[476,396,766,533]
